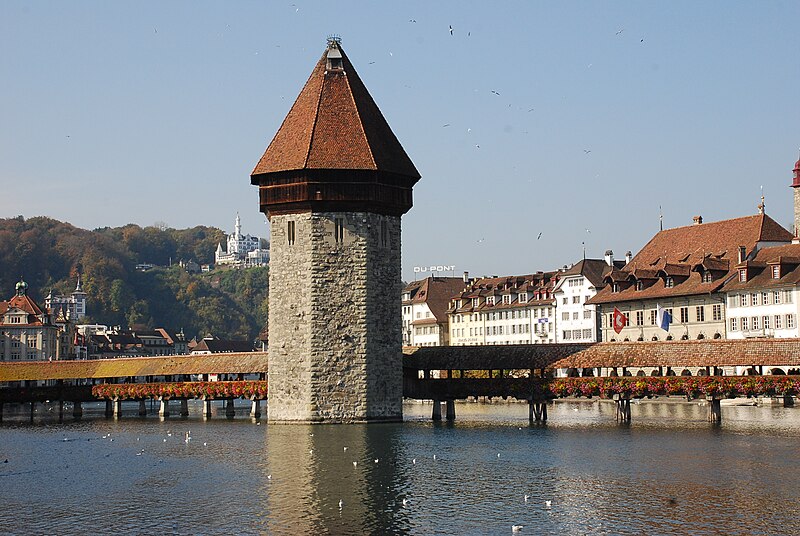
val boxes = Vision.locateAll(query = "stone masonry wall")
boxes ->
[268,211,403,422]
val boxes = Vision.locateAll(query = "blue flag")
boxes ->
[656,304,672,332]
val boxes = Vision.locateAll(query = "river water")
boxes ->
[1,399,799,535]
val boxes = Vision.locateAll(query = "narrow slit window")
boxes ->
[334,217,345,243]
[287,220,296,246]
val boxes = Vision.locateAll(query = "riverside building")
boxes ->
[448,272,558,345]
[402,276,466,347]
[552,256,626,343]
[589,211,793,342]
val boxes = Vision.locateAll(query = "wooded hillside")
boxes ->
[0,216,268,341]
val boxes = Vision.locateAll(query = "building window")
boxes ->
[335,217,345,243]
[763,316,770,330]
[730,318,737,331]
[503,295,511,305]
[519,294,527,303]
[562,297,568,305]
[680,307,689,323]
[572,296,581,304]
[562,312,569,321]
[665,277,674,288]
[636,281,644,291]
[762,291,769,305]
[788,314,796,329]
[741,317,748,330]
[650,310,657,325]
[751,293,759,306]
[572,312,579,320]
[636,311,644,326]
[773,265,781,279]
[784,290,794,304]
[774,291,781,304]
[583,310,592,319]
[729,294,739,308]
[702,271,712,283]
[696,306,705,322]
[28,339,37,349]
[612,283,620,293]
[582,329,592,339]
[563,330,572,340]
[739,269,747,282]
[572,329,581,339]
[775,315,783,329]
[287,220,296,245]
[741,294,749,307]
[752,316,759,330]
[712,304,722,321]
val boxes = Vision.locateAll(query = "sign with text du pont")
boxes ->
[413,264,455,273]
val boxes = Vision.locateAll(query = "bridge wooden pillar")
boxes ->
[180,399,190,417]
[58,400,64,423]
[250,398,261,419]
[0,402,3,422]
[709,396,722,424]
[104,400,113,418]
[445,400,456,421]
[784,394,794,408]
[432,400,442,421]
[202,399,213,420]
[73,401,83,419]
[529,400,548,423]
[614,395,631,423]
[29,401,35,422]
[159,398,170,418]
[138,400,147,417]
[113,398,123,418]
[225,398,235,419]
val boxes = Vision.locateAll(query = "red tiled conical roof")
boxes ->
[252,43,420,179]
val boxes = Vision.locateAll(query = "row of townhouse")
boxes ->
[403,156,800,346]
[402,255,625,347]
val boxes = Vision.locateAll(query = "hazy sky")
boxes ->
[2,2,799,281]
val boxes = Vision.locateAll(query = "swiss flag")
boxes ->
[612,307,627,334]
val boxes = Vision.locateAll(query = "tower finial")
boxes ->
[659,205,663,231]
[758,185,765,215]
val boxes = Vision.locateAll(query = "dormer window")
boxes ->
[636,281,643,291]
[612,283,620,293]
[472,298,480,307]
[519,293,528,303]
[702,271,712,283]
[772,265,781,279]
[486,296,495,306]
[502,295,511,305]
[665,277,674,288]
[739,268,747,282]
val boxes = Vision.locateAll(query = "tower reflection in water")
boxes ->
[261,423,409,535]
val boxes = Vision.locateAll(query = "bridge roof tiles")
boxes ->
[0,352,269,382]
[404,339,800,371]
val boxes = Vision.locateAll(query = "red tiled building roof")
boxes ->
[590,214,793,304]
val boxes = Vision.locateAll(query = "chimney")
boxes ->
[693,215,703,225]
[625,251,632,264]
[738,246,747,263]
[463,271,469,283]
[604,250,614,267]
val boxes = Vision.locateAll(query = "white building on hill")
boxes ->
[215,214,269,267]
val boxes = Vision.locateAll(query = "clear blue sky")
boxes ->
[2,2,799,281]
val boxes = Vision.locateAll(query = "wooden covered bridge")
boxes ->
[2,338,800,424]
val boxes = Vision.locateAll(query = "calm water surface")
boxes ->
[1,399,799,535]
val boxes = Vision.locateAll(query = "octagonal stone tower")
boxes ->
[251,38,420,423]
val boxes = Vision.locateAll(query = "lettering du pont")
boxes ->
[413,265,455,273]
